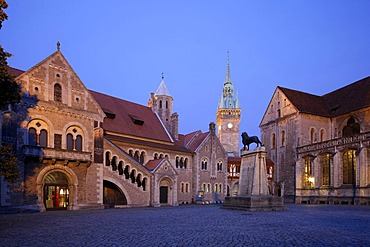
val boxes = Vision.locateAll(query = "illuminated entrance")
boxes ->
[44,172,69,210]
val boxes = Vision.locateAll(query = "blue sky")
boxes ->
[2,1,370,139]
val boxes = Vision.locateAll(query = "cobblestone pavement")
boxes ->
[0,204,369,247]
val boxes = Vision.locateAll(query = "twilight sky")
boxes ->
[2,1,370,140]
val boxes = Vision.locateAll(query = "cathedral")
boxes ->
[260,78,370,204]
[0,45,229,211]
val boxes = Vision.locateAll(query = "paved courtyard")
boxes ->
[0,204,369,246]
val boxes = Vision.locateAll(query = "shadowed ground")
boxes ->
[0,204,369,246]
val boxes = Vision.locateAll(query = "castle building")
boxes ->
[0,45,227,211]
[260,78,370,204]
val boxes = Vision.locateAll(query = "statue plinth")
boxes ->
[222,146,286,211]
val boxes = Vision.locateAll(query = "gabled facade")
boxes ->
[1,45,106,211]
[1,45,229,211]
[183,122,227,203]
[260,77,370,204]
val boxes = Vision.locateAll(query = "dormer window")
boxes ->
[129,114,144,125]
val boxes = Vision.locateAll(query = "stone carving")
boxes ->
[241,132,262,150]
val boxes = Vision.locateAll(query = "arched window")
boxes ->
[310,128,315,144]
[66,134,74,151]
[28,127,37,146]
[124,165,130,179]
[142,178,147,191]
[320,129,325,142]
[159,100,162,109]
[185,183,189,193]
[136,174,142,187]
[281,131,285,147]
[179,158,184,168]
[111,156,117,171]
[343,150,356,185]
[184,158,188,169]
[343,117,360,137]
[201,159,208,170]
[66,126,84,152]
[54,83,62,102]
[118,161,124,175]
[130,170,136,183]
[166,100,168,109]
[272,133,276,149]
[75,135,82,151]
[39,129,48,147]
[176,157,179,168]
[181,183,184,193]
[217,161,223,171]
[134,151,139,162]
[28,120,49,147]
[140,151,145,164]
[105,152,111,166]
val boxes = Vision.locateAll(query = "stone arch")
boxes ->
[118,160,124,175]
[105,151,111,166]
[62,122,89,151]
[103,177,130,206]
[159,177,174,205]
[342,116,360,137]
[36,165,79,212]
[111,156,118,171]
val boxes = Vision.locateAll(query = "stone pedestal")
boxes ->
[222,147,285,211]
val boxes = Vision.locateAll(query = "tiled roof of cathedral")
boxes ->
[7,66,25,77]
[278,87,331,117]
[279,76,370,117]
[90,90,173,144]
[322,76,370,116]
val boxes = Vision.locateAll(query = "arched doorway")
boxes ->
[44,171,69,210]
[103,180,127,207]
[159,178,172,205]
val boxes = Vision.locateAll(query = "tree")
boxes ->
[0,0,21,183]
[0,145,19,183]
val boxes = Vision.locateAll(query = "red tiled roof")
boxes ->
[279,76,370,117]
[323,76,370,116]
[107,135,192,153]
[90,90,172,143]
[7,66,24,78]
[145,159,164,171]
[186,131,209,152]
[279,87,330,117]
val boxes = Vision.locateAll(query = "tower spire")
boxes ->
[225,50,231,84]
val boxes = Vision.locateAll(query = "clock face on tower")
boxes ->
[227,122,233,129]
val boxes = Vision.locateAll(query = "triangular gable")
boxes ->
[16,49,105,119]
[260,87,300,127]
[146,158,177,176]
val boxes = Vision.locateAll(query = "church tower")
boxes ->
[216,52,241,156]
[148,75,179,140]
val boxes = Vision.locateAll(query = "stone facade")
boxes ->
[1,46,228,211]
[260,81,370,204]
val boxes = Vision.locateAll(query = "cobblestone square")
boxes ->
[0,204,369,246]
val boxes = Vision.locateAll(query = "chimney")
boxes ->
[170,112,179,140]
[209,122,216,135]
[148,92,155,108]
